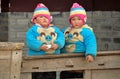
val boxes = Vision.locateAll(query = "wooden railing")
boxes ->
[0,42,119,79]
[21,51,120,79]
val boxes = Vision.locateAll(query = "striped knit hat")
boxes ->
[31,3,51,24]
[69,3,87,24]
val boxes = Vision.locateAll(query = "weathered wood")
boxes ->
[0,59,10,79]
[21,72,31,79]
[0,51,11,59]
[0,42,24,79]
[21,50,120,79]
[0,51,11,79]
[84,70,91,79]
[10,50,22,79]
[22,54,120,72]
[0,72,10,79]
[0,42,24,50]
[23,50,120,59]
[92,69,120,79]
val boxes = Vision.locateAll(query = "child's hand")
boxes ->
[51,43,58,50]
[40,44,49,51]
[86,55,94,62]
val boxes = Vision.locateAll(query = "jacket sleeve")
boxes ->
[53,26,65,49]
[26,26,43,51]
[82,28,97,57]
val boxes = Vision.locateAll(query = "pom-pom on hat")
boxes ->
[31,3,51,24]
[69,3,87,24]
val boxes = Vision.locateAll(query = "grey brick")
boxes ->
[17,19,29,25]
[8,32,16,38]
[9,24,28,32]
[93,11,111,18]
[16,32,26,38]
[113,26,120,31]
[9,12,28,18]
[51,12,62,17]
[113,38,120,43]
[86,11,93,18]
[112,32,120,37]
[110,43,120,50]
[112,11,120,18]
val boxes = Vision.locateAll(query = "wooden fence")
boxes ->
[0,42,120,79]
[21,51,120,79]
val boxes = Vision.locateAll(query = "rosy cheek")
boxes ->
[78,20,84,25]
[70,21,73,25]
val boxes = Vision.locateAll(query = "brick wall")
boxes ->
[92,11,120,51]
[0,12,8,41]
[0,11,120,55]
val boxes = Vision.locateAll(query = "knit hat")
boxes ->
[31,3,51,24]
[69,3,87,24]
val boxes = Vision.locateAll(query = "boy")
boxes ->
[26,3,65,56]
[26,3,65,79]
[60,3,97,79]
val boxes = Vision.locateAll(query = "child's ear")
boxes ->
[50,16,53,22]
[33,19,37,24]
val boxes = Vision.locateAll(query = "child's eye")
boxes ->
[40,32,46,36]
[51,32,55,36]
[65,31,69,35]
[71,18,75,21]
[39,16,44,18]
[73,32,79,36]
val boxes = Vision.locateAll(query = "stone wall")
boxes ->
[0,11,120,55]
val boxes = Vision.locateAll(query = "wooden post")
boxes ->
[21,72,32,79]
[0,42,24,79]
[84,70,91,79]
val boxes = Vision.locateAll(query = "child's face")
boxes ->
[34,16,50,28]
[71,16,84,28]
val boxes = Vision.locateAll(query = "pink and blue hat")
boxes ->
[31,3,51,24]
[69,3,87,24]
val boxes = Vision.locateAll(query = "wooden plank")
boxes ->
[84,70,91,79]
[0,42,24,51]
[0,51,11,79]
[0,59,10,79]
[21,55,120,72]
[0,59,10,72]
[10,50,22,79]
[92,69,120,79]
[21,72,31,79]
[23,51,120,59]
[0,72,10,79]
[0,51,11,59]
